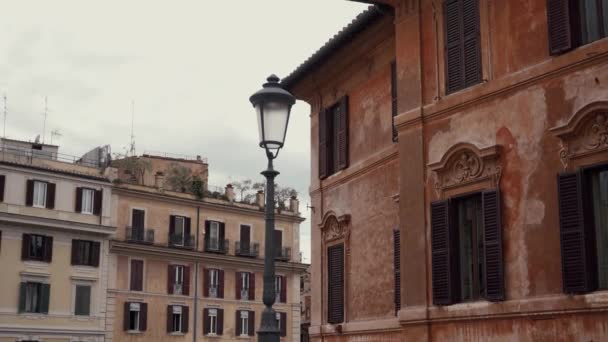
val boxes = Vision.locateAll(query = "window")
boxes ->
[175,216,185,244]
[71,240,100,267]
[26,180,55,209]
[203,308,223,335]
[240,310,249,336]
[240,224,251,248]
[318,96,349,179]
[430,189,504,305]
[547,0,608,55]
[130,259,144,291]
[22,234,52,262]
[75,285,91,316]
[19,281,50,314]
[210,222,219,249]
[168,265,189,295]
[205,268,223,298]
[275,275,286,303]
[443,0,482,94]
[75,187,102,215]
[33,181,47,208]
[170,215,191,247]
[82,188,94,214]
[275,312,287,337]
[241,272,250,300]
[167,305,188,333]
[204,220,226,252]
[236,310,255,336]
[391,60,398,142]
[124,302,147,332]
[590,167,608,288]
[327,244,344,324]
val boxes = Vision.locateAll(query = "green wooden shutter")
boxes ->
[18,282,26,313]
[40,283,50,314]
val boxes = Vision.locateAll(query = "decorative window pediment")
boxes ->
[551,102,608,168]
[429,143,501,198]
[319,213,351,243]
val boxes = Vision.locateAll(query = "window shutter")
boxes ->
[280,312,287,337]
[235,272,242,300]
[91,241,100,267]
[203,268,210,297]
[182,305,189,333]
[132,209,145,229]
[240,225,250,246]
[462,0,481,88]
[75,187,83,213]
[393,229,401,313]
[0,175,6,201]
[168,265,175,294]
[337,96,349,170]
[248,310,255,336]
[130,260,143,291]
[40,283,50,314]
[274,230,283,258]
[391,61,398,142]
[327,244,344,324]
[183,266,190,295]
[218,269,225,298]
[93,189,102,215]
[46,182,55,209]
[235,310,242,336]
[21,234,30,260]
[140,302,148,331]
[482,189,505,301]
[169,215,176,236]
[249,273,255,300]
[123,302,130,331]
[43,236,53,262]
[547,0,573,55]
[166,305,172,333]
[204,221,210,246]
[219,222,226,249]
[185,217,191,236]
[203,308,210,334]
[431,200,457,305]
[71,240,79,265]
[558,171,595,293]
[217,308,224,335]
[18,282,26,313]
[280,276,287,303]
[25,180,34,206]
[318,108,329,179]
[76,285,91,316]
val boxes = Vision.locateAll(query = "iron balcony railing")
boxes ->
[275,247,291,261]
[235,241,260,258]
[168,233,195,249]
[204,238,229,254]
[125,226,155,244]
[173,283,183,295]
[209,285,219,298]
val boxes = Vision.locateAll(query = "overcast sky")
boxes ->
[0,0,368,262]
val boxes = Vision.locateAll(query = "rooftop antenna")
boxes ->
[129,99,136,156]
[3,93,6,139]
[42,96,48,144]
[50,129,62,145]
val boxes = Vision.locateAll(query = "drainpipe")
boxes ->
[193,206,201,342]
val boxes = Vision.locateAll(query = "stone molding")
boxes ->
[550,101,608,169]
[429,142,501,198]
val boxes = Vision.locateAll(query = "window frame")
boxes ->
[24,281,44,313]
[74,284,92,316]
[28,234,45,260]
[128,303,141,331]
[208,308,218,335]
[240,310,249,336]
[582,162,608,290]
[171,305,183,333]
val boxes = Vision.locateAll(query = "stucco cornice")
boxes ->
[0,212,116,236]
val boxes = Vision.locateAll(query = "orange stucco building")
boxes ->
[283,1,608,340]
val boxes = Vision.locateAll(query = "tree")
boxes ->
[231,178,297,208]
[112,154,152,185]
[191,175,205,199]
[232,179,252,202]
[165,163,192,192]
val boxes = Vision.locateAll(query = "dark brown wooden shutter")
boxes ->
[235,310,242,336]
[40,283,50,314]
[132,209,145,228]
[18,282,26,313]
[204,221,210,246]
[91,241,100,267]
[217,308,224,335]
[203,268,209,297]
[169,215,176,236]
[318,109,328,179]
[391,61,398,142]
[203,308,210,334]
[235,272,242,300]
[93,189,102,215]
[463,0,481,87]
[482,189,505,301]
[140,302,148,331]
[168,265,175,294]
[46,182,55,209]
[280,276,287,303]
[547,0,574,55]
[43,236,53,262]
[25,180,34,206]
[166,305,173,332]
[21,234,30,260]
[219,222,226,250]
[240,225,250,246]
[0,175,5,201]
[274,230,283,258]
[558,171,595,293]
[182,305,189,333]
[185,217,191,237]
[337,96,349,170]
[249,272,255,300]
[431,200,457,305]
[327,244,344,324]
[130,260,143,291]
[183,266,190,295]
[75,187,83,212]
[71,240,79,265]
[218,269,225,298]
[123,302,130,331]
[393,229,401,313]
[248,310,255,336]
[280,312,287,337]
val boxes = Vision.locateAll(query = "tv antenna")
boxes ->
[50,129,62,145]
[129,100,136,156]
[3,93,7,138]
[42,96,48,144]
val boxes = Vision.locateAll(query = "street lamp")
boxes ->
[250,74,295,342]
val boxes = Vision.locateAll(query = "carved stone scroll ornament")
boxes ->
[550,103,608,169]
[429,143,501,198]
[319,213,351,243]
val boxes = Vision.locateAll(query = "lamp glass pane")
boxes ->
[261,101,288,149]
[256,104,263,145]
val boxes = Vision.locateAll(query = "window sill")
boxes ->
[32,204,47,209]
[126,330,142,334]
[19,312,48,317]
[169,332,185,336]
[205,333,221,338]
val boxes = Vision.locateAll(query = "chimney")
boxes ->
[155,171,165,190]
[225,184,235,202]
[256,190,265,208]
[289,195,299,214]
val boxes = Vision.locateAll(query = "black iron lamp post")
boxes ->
[249,74,296,342]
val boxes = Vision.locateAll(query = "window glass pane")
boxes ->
[82,189,94,214]
[582,0,601,43]
[456,195,483,301]
[592,169,608,289]
[210,223,219,249]
[33,182,46,207]
[75,285,91,316]
[603,0,608,36]
[129,310,139,330]
[25,283,40,312]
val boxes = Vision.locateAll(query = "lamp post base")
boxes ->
[257,308,281,342]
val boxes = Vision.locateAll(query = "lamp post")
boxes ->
[250,74,296,342]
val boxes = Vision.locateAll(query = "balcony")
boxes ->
[204,238,229,254]
[275,247,291,261]
[209,285,219,298]
[168,233,195,249]
[172,283,184,295]
[125,226,155,244]
[235,241,260,258]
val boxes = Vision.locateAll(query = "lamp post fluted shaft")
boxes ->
[258,154,280,342]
